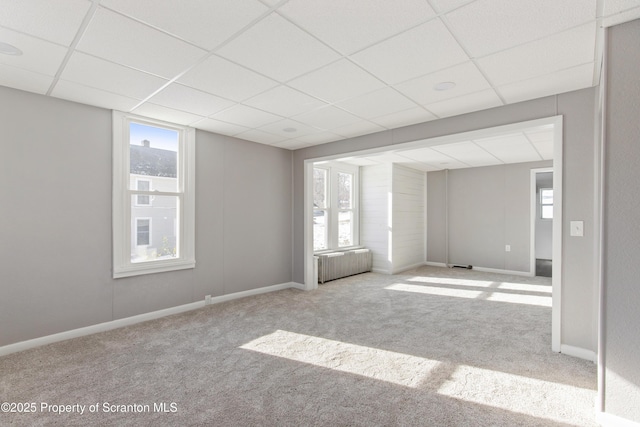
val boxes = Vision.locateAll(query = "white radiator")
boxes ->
[317,249,372,284]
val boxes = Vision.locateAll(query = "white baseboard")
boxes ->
[0,282,302,357]
[372,268,392,274]
[597,411,640,427]
[560,344,597,363]
[425,262,447,268]
[471,266,534,277]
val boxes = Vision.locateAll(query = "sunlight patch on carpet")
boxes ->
[437,364,595,425]
[240,330,439,388]
[385,283,551,307]
[406,276,552,294]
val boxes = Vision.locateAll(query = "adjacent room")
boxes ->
[1,1,639,425]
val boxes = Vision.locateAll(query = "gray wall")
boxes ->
[427,161,551,272]
[601,19,640,423]
[0,86,292,347]
[293,87,599,353]
[535,172,553,260]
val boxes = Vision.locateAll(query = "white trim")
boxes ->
[552,116,564,354]
[560,344,597,363]
[597,411,640,427]
[0,282,304,357]
[372,268,392,274]
[471,266,535,277]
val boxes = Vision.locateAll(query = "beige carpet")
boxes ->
[0,266,597,426]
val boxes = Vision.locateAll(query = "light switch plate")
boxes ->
[570,221,584,237]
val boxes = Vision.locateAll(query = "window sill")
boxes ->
[314,246,364,256]
[113,259,196,279]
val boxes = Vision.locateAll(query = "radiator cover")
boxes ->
[317,249,372,284]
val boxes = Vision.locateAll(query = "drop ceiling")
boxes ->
[1,0,638,150]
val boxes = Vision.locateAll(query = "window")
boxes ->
[313,163,359,252]
[113,111,195,278]
[541,188,553,219]
[135,179,152,206]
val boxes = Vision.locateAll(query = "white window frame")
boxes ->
[113,111,196,278]
[135,217,152,247]
[313,162,359,253]
[135,178,152,206]
[540,188,553,220]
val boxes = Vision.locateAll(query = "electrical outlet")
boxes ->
[505,245,511,252]
[205,295,212,305]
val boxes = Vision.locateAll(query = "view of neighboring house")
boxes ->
[129,139,178,263]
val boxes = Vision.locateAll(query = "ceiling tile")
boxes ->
[0,63,53,95]
[100,0,269,50]
[474,133,542,163]
[395,61,492,105]
[132,103,205,126]
[371,107,436,128]
[51,80,140,111]
[77,7,207,78]
[352,18,469,84]
[603,0,640,16]
[244,85,328,117]
[337,87,418,119]
[148,83,235,117]
[427,0,475,13]
[295,131,343,145]
[525,128,555,160]
[294,106,363,130]
[477,23,596,87]
[216,13,340,82]
[336,157,380,166]
[425,89,503,118]
[497,63,595,104]
[333,121,386,138]
[178,55,278,102]
[288,59,386,103]
[431,141,503,167]
[60,52,167,100]
[395,146,467,168]
[602,3,640,26]
[258,119,318,138]
[0,0,90,46]
[0,28,67,76]
[234,129,287,145]
[445,0,596,57]
[211,104,283,128]
[192,118,250,136]
[273,139,313,150]
[278,0,435,54]
[395,161,441,172]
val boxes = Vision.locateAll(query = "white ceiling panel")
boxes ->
[61,52,167,100]
[371,107,436,128]
[0,0,90,46]
[427,0,475,13]
[244,85,328,117]
[395,161,441,172]
[425,89,503,118]
[352,18,469,84]
[294,106,363,130]
[602,3,640,27]
[132,103,205,126]
[525,128,555,160]
[0,28,67,76]
[498,62,595,104]
[474,133,542,163]
[77,8,207,78]
[477,23,597,87]
[100,0,269,50]
[148,83,235,117]
[445,0,596,57]
[333,121,386,138]
[396,61,492,106]
[234,129,287,145]
[278,0,436,54]
[52,80,140,111]
[258,119,318,138]
[395,146,466,167]
[604,0,640,15]
[336,157,380,166]
[273,139,313,150]
[191,118,249,136]
[211,104,283,128]
[288,59,386,103]
[337,87,417,119]
[216,13,340,82]
[0,63,53,95]
[178,55,278,102]
[294,132,343,145]
[431,141,502,167]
